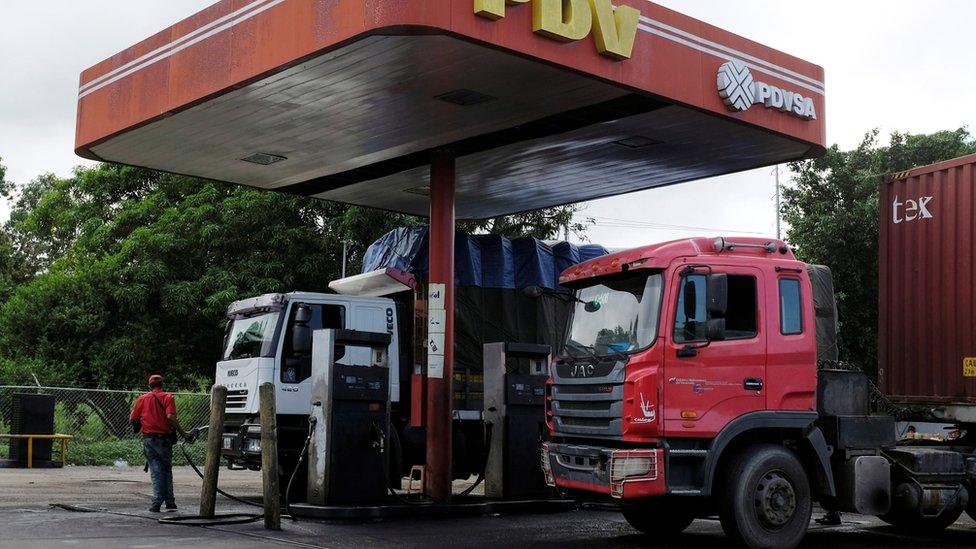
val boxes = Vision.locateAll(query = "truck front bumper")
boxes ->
[542,442,666,499]
[220,424,263,467]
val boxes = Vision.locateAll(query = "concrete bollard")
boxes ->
[199,384,227,518]
[259,382,281,530]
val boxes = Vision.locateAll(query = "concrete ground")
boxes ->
[0,466,973,548]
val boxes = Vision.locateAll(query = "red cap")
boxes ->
[148,374,164,386]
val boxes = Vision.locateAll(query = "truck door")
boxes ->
[276,302,345,415]
[350,303,400,402]
[663,266,766,437]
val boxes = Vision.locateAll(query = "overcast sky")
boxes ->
[1,1,974,248]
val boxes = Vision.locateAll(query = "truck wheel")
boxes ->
[620,499,695,537]
[719,444,812,549]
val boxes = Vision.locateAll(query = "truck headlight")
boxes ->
[222,435,235,451]
[609,449,658,498]
[245,438,261,453]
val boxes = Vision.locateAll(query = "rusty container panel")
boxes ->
[878,153,976,407]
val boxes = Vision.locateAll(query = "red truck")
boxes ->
[541,232,975,548]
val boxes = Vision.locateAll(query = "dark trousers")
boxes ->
[143,436,175,506]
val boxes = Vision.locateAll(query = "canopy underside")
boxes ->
[88,34,814,219]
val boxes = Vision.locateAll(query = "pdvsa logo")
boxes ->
[717,59,817,120]
[474,0,641,60]
[892,195,934,224]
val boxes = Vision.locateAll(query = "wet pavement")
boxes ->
[0,466,973,548]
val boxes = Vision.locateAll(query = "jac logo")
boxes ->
[571,363,596,378]
[892,195,934,224]
[227,370,238,377]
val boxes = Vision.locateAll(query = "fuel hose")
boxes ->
[177,432,263,509]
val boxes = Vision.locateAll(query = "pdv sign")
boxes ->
[474,0,641,60]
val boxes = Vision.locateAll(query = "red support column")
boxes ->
[425,150,455,501]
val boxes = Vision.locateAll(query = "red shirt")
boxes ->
[130,389,177,435]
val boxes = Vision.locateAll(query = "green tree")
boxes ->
[0,161,591,388]
[783,128,976,376]
[0,158,29,300]
[0,165,418,388]
[459,204,591,240]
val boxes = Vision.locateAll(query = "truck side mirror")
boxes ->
[707,273,728,317]
[291,305,313,354]
[295,304,312,323]
[705,318,726,341]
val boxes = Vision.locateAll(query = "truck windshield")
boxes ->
[565,272,663,358]
[222,311,281,360]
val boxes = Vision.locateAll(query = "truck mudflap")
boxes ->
[542,442,665,499]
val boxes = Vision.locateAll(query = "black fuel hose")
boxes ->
[372,423,433,506]
[60,426,308,529]
[178,437,263,509]
[284,417,315,520]
[51,504,324,547]
[455,421,493,498]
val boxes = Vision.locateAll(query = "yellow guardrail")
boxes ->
[0,434,74,468]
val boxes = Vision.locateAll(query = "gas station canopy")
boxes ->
[75,0,825,220]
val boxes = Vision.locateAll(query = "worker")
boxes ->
[129,374,195,512]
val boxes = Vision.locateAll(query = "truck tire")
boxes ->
[620,499,695,537]
[719,444,812,549]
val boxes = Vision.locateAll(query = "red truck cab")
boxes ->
[542,236,832,547]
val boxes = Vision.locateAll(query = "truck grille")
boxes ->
[551,358,625,438]
[225,389,249,409]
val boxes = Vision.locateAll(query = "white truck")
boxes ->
[215,290,412,487]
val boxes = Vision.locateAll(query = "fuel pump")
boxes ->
[483,342,552,499]
[307,328,392,505]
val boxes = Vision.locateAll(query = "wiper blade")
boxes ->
[604,347,629,362]
[565,340,599,362]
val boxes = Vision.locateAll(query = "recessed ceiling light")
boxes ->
[404,186,431,196]
[241,153,287,165]
[613,136,662,149]
[435,89,497,107]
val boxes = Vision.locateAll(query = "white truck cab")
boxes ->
[216,292,401,415]
[216,291,401,468]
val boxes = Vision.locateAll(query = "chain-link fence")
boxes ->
[0,386,211,466]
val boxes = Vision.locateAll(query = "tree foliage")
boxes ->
[459,204,590,240]
[0,162,588,388]
[0,165,420,387]
[0,158,28,301]
[783,128,976,376]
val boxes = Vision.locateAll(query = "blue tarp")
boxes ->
[361,227,607,289]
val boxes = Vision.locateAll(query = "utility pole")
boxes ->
[341,240,348,278]
[774,164,782,240]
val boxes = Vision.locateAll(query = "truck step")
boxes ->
[669,489,703,496]
[668,449,708,457]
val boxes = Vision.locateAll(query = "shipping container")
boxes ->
[878,153,976,422]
